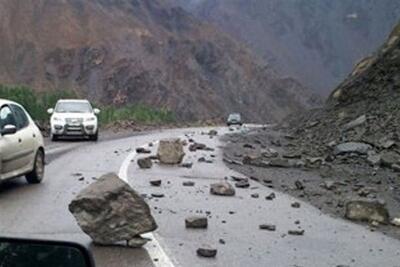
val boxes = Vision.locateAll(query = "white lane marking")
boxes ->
[118,141,176,267]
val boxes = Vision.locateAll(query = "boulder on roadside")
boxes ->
[334,142,372,155]
[210,182,235,196]
[157,138,185,164]
[345,200,389,224]
[68,173,157,245]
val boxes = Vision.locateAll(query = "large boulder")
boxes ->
[345,200,389,224]
[157,138,185,164]
[69,173,157,245]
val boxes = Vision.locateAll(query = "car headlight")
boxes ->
[85,117,96,122]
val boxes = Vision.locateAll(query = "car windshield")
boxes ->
[55,102,92,113]
[229,114,241,120]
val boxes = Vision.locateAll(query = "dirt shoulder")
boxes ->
[222,126,400,240]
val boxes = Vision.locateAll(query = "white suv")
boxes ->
[48,99,100,141]
[0,99,45,184]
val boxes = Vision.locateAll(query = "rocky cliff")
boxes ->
[0,0,319,122]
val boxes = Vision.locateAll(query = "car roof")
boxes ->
[56,99,90,103]
[0,98,20,107]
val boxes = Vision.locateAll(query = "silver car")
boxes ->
[0,99,45,183]
[227,113,243,126]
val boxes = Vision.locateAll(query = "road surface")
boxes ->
[0,126,399,267]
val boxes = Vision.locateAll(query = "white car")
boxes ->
[48,99,100,141]
[0,99,45,184]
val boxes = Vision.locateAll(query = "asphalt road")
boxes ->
[0,126,399,267]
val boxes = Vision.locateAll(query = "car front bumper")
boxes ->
[51,123,98,136]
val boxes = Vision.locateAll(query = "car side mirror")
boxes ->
[0,237,95,267]
[1,125,17,136]
[47,108,54,114]
[93,108,100,115]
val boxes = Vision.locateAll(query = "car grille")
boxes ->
[66,118,83,124]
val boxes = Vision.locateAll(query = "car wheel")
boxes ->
[26,150,45,184]
[51,133,58,141]
[90,132,98,141]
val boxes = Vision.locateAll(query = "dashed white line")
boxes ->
[118,140,176,267]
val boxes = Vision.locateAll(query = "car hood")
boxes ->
[51,112,96,120]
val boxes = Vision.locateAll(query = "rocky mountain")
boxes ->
[172,0,400,96]
[0,0,320,122]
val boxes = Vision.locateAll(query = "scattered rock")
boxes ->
[288,229,304,236]
[235,180,250,188]
[259,224,276,231]
[345,200,389,224]
[197,247,217,258]
[136,147,151,154]
[265,192,276,200]
[251,193,259,198]
[322,180,336,190]
[219,239,225,245]
[157,139,185,164]
[185,216,208,229]
[137,157,153,169]
[151,193,165,198]
[150,180,162,187]
[68,173,157,245]
[189,143,206,151]
[261,148,279,158]
[343,115,367,131]
[208,130,218,136]
[210,182,236,196]
[180,162,193,168]
[243,155,269,167]
[78,177,85,181]
[295,180,305,190]
[391,218,400,227]
[291,202,301,208]
[381,139,396,149]
[243,143,255,149]
[334,142,372,155]
[380,151,400,168]
[367,153,382,166]
[183,181,195,187]
[127,236,151,248]
[268,158,292,168]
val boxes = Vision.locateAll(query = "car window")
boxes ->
[10,104,29,129]
[0,105,17,130]
[55,102,92,113]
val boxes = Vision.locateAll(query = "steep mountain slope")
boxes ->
[173,0,400,96]
[288,21,400,158]
[0,0,319,122]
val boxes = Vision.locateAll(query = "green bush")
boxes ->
[0,85,175,125]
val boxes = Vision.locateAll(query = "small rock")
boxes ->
[219,239,225,245]
[185,216,208,229]
[183,181,195,187]
[334,142,372,155]
[189,143,207,152]
[288,229,304,236]
[295,180,305,190]
[381,140,396,149]
[208,129,218,136]
[345,200,389,224]
[137,158,153,169]
[127,236,151,248]
[235,180,250,188]
[265,193,276,200]
[78,177,85,181]
[210,182,235,196]
[197,247,217,258]
[343,115,367,131]
[380,151,400,167]
[150,180,162,186]
[367,153,382,166]
[261,148,279,158]
[136,147,151,154]
[291,202,301,208]
[268,158,292,168]
[180,162,193,168]
[251,193,259,198]
[392,164,400,172]
[259,224,276,231]
[157,139,185,164]
[151,193,165,198]
[322,180,335,190]
[391,218,400,226]
[243,143,255,149]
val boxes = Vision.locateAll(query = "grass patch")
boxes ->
[0,84,175,125]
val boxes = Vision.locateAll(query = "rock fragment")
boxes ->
[68,173,157,245]
[210,182,235,196]
[288,229,304,236]
[127,236,151,248]
[185,216,208,229]
[183,181,195,187]
[137,157,153,169]
[150,180,162,187]
[235,180,250,188]
[345,200,389,224]
[265,192,276,200]
[136,147,151,154]
[197,247,217,258]
[291,202,301,208]
[334,142,372,155]
[259,224,276,231]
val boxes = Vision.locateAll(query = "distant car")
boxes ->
[48,99,100,141]
[227,113,243,126]
[0,99,45,184]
